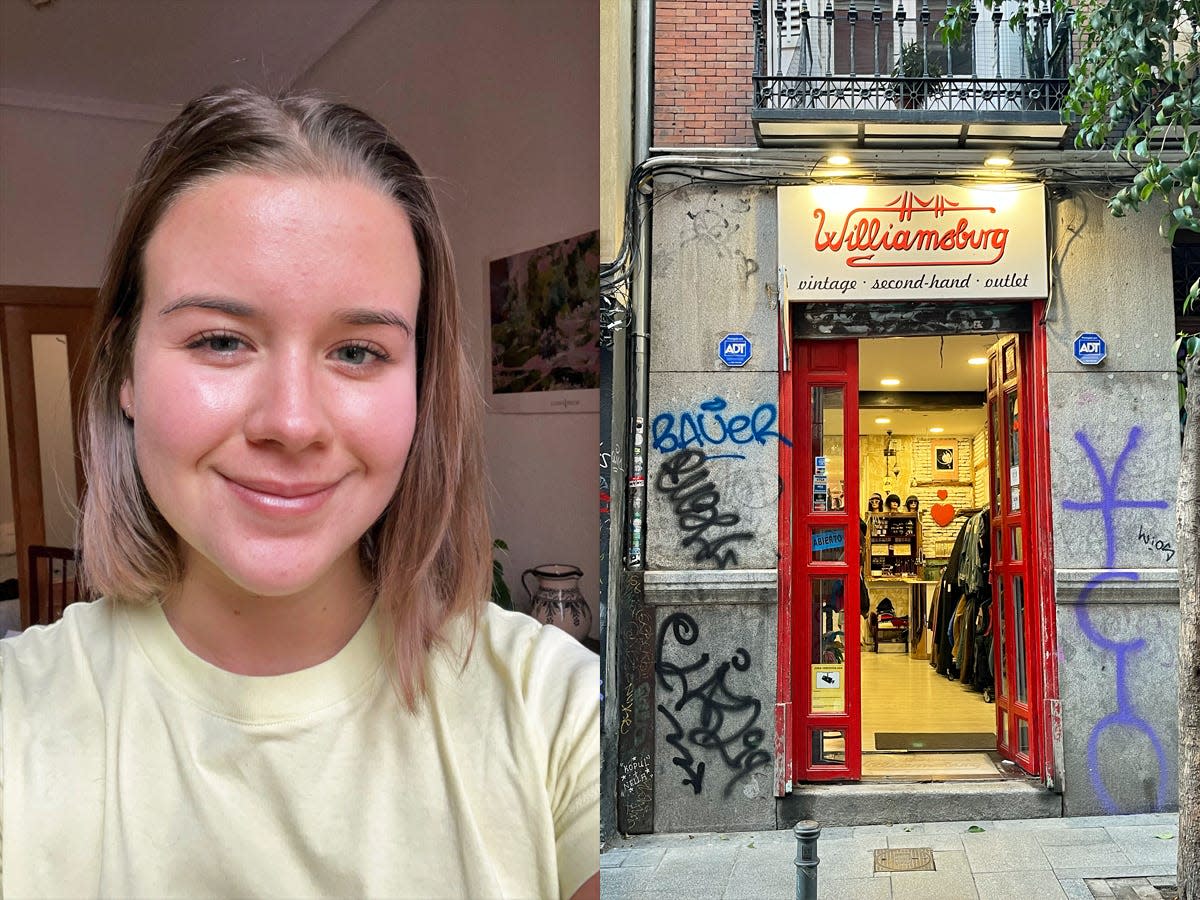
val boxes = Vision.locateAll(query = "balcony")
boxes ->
[751,0,1074,148]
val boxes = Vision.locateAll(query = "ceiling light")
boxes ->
[874,417,891,425]
[826,153,851,166]
[984,154,1013,168]
[968,357,988,366]
[880,378,901,386]
[929,426,945,433]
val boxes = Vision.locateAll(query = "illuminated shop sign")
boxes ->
[778,183,1048,302]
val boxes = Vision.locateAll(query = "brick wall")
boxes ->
[655,0,756,147]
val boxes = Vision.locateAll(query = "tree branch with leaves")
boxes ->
[942,0,1199,305]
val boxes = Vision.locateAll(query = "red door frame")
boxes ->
[1029,302,1061,787]
[774,304,1058,793]
[785,340,861,782]
[989,333,1041,772]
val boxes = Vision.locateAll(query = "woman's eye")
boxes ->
[333,343,388,366]
[187,332,244,354]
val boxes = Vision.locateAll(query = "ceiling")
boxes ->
[858,334,1003,436]
[0,0,379,119]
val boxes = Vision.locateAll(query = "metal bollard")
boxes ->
[793,819,821,900]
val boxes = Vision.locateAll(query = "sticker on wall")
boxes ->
[1072,332,1106,365]
[717,333,752,367]
[811,664,845,712]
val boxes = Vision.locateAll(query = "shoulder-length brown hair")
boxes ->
[79,86,490,708]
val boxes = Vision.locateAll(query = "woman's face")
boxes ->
[123,173,421,600]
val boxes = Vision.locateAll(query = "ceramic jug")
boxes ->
[521,564,591,641]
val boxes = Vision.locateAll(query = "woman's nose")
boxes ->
[243,353,334,451]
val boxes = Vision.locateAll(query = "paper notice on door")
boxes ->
[811,664,845,712]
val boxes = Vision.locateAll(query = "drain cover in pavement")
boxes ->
[873,848,935,873]
[1085,878,1178,899]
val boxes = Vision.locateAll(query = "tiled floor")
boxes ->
[600,813,1181,899]
[860,648,998,778]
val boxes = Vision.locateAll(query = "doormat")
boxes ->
[861,751,1002,781]
[874,732,996,751]
[874,848,935,873]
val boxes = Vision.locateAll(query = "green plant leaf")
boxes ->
[967,825,986,833]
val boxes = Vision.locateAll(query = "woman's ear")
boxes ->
[120,378,133,419]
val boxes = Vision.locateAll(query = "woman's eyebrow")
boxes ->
[334,308,414,337]
[157,297,413,336]
[159,294,257,319]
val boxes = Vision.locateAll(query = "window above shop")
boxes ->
[751,0,1072,148]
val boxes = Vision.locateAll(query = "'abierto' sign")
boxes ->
[778,183,1048,302]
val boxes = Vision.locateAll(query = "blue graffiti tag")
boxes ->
[1060,427,1169,814]
[652,397,792,461]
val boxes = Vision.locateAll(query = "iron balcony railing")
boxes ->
[752,0,1074,116]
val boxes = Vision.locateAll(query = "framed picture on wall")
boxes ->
[487,230,600,414]
[931,439,958,482]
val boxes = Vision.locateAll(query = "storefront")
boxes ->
[778,183,1056,788]
[614,175,1182,834]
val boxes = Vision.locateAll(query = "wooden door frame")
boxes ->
[0,286,97,628]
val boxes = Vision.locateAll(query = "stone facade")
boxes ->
[631,181,1182,831]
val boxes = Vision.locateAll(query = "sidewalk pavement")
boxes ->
[601,812,1182,899]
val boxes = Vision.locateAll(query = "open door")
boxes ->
[0,287,96,628]
[790,339,861,781]
[987,334,1046,776]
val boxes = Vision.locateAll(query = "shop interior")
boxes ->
[822,334,1012,781]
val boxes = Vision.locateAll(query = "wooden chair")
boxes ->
[26,545,87,626]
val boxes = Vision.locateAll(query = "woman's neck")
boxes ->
[161,550,375,676]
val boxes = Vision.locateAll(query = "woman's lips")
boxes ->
[221,474,339,516]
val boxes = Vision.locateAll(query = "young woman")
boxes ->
[0,88,599,899]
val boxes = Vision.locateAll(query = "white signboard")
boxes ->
[778,183,1048,302]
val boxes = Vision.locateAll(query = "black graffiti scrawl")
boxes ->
[655,448,755,569]
[655,612,772,797]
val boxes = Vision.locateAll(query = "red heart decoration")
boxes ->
[936,489,948,500]
[931,501,956,527]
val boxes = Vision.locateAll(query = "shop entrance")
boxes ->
[778,303,1056,789]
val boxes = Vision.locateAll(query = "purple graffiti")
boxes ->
[1061,427,1168,569]
[1061,427,1169,814]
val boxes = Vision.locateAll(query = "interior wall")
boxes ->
[0,1,600,630]
[295,0,600,626]
[0,108,160,563]
[0,107,162,286]
[859,432,979,559]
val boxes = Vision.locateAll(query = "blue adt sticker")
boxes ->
[718,333,752,367]
[1073,332,1107,365]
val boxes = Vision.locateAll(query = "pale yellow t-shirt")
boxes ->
[0,597,599,899]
